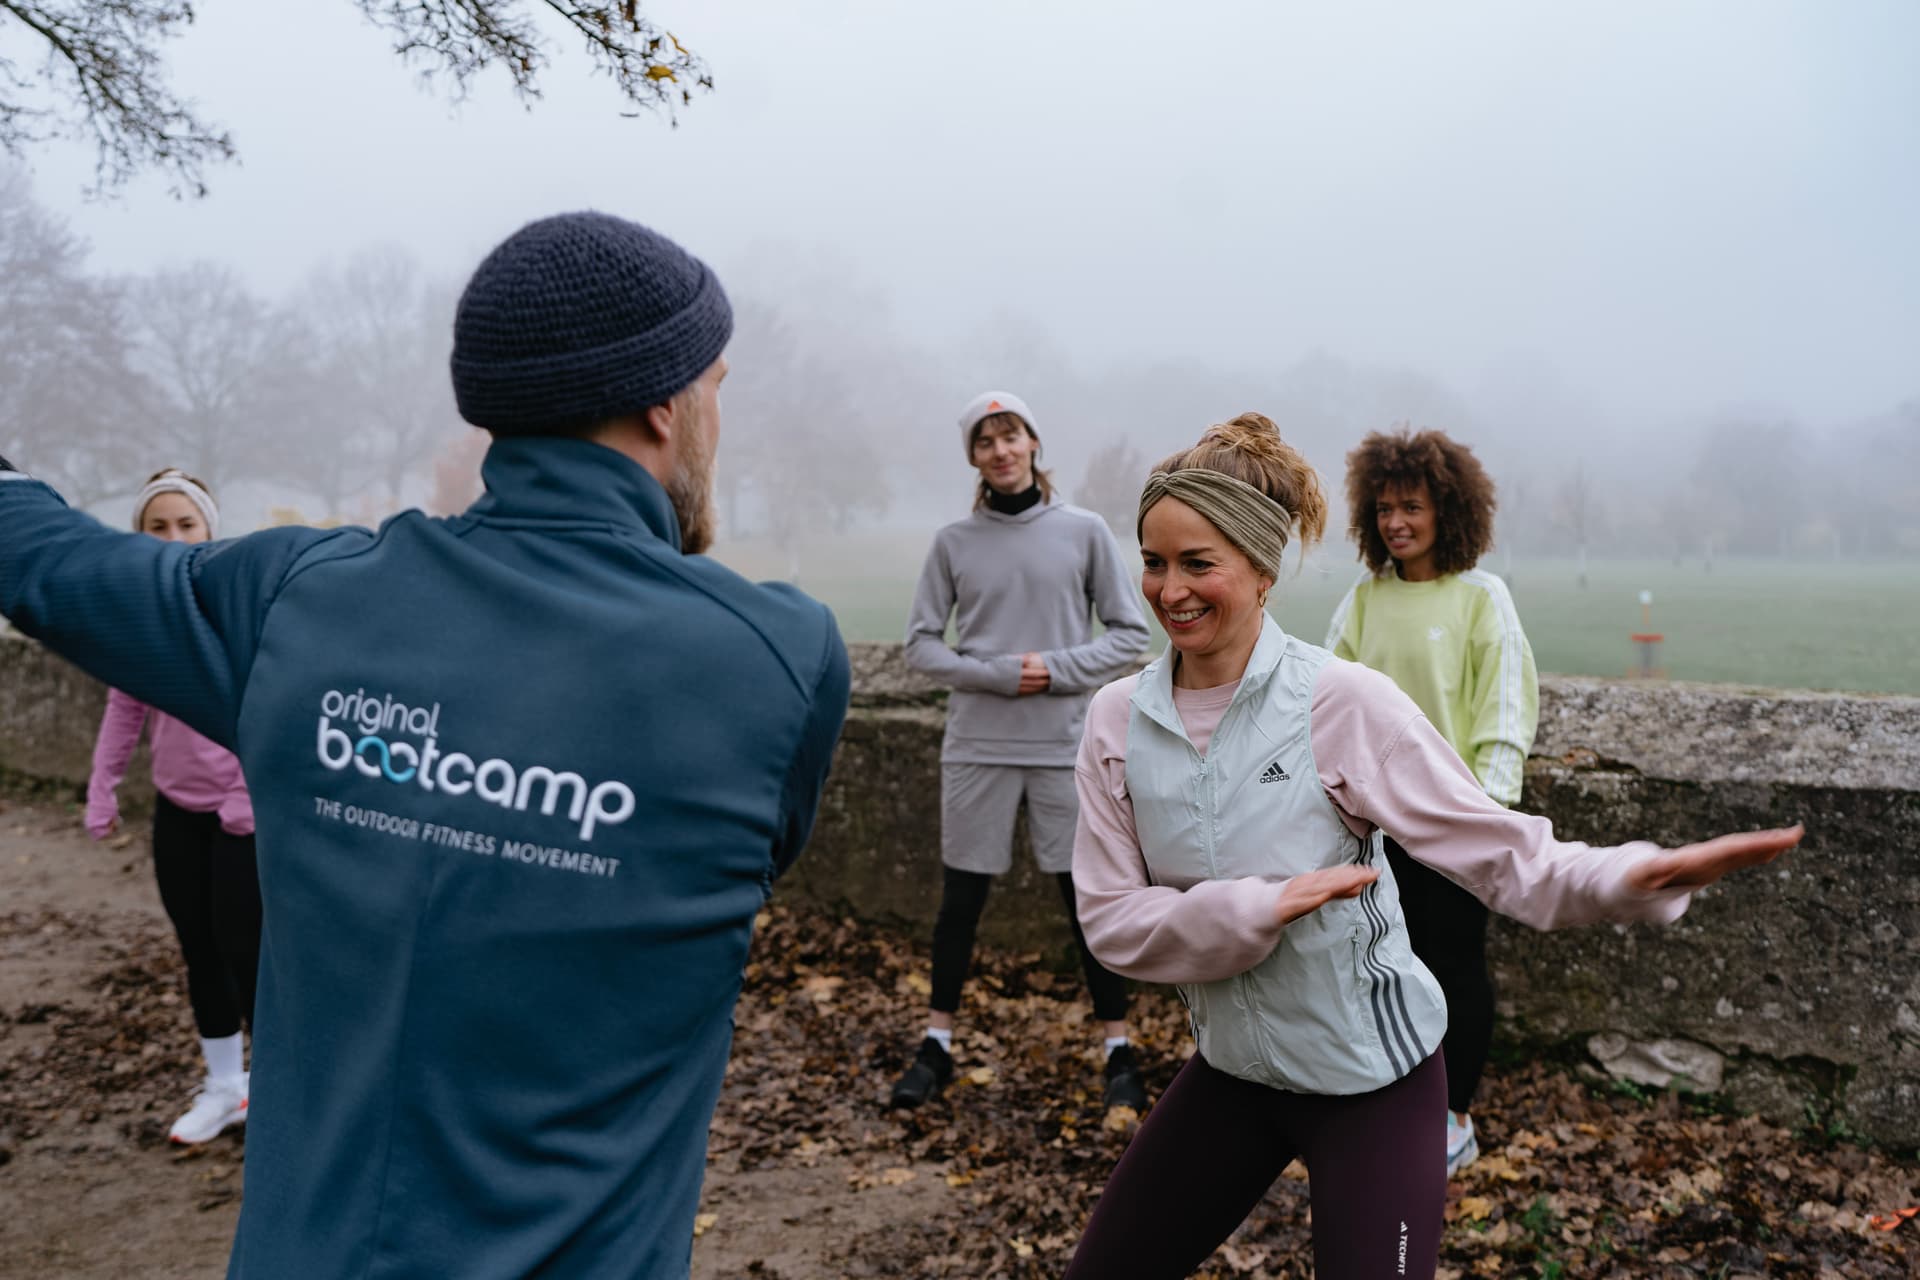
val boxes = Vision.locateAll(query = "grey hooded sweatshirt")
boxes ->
[905,496,1150,766]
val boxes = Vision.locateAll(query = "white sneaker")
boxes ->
[1445,1111,1479,1176]
[169,1073,248,1144]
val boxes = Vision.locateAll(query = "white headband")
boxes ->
[133,472,220,537]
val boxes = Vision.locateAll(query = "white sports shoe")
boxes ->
[1445,1111,1479,1176]
[169,1073,249,1145]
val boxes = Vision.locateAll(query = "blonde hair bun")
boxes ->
[1151,412,1329,551]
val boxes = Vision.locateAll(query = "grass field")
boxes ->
[713,531,1920,697]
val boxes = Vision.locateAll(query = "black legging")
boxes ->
[151,794,262,1039]
[1065,1051,1447,1280]
[930,866,1129,1023]
[1384,837,1493,1113]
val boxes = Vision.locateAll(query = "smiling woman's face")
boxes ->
[1376,479,1438,580]
[1139,496,1271,684]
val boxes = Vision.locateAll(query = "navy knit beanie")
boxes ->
[450,212,733,435]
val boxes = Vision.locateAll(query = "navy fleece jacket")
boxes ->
[0,439,850,1278]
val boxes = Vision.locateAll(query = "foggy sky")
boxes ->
[21,0,1920,433]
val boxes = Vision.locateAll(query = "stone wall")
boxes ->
[802,648,1920,1150]
[3,634,1914,1148]
[0,635,150,807]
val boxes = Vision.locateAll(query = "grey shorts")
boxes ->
[940,763,1079,875]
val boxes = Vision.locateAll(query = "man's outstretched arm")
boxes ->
[0,457,346,748]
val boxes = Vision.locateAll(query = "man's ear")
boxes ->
[642,399,676,447]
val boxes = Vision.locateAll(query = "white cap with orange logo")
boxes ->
[957,390,1036,459]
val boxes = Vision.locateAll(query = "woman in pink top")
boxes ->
[1061,416,1802,1280]
[87,469,259,1145]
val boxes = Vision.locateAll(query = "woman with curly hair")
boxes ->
[1324,426,1532,1175]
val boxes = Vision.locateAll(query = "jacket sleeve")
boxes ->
[85,689,151,839]
[1464,585,1538,807]
[1324,579,1363,660]
[1070,684,1289,983]
[769,608,852,883]
[1040,518,1150,694]
[902,533,1021,695]
[1312,661,1689,930]
[0,471,353,747]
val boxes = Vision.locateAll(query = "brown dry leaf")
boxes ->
[799,974,843,1004]
[1453,1195,1496,1222]
[1470,1151,1526,1183]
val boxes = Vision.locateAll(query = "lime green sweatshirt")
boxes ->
[1324,568,1538,806]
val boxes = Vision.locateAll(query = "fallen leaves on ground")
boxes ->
[707,902,1920,1278]
[6,896,1916,1278]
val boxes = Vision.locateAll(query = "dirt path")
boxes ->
[0,799,239,1279]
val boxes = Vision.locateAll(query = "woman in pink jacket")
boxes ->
[1062,415,1802,1280]
[86,469,259,1145]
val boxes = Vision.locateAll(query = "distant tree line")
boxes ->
[1,170,464,516]
[6,169,1914,567]
[0,171,892,541]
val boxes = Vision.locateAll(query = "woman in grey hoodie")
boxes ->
[889,391,1153,1112]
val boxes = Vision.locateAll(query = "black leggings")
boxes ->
[1065,1051,1447,1279]
[151,794,262,1040]
[929,867,1129,1023]
[1385,837,1493,1113]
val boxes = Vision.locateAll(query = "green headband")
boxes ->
[1137,468,1294,579]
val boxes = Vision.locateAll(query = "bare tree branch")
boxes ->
[351,1,710,115]
[0,1,708,198]
[0,1,234,197]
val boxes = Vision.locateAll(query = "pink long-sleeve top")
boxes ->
[87,688,255,839]
[1073,660,1692,985]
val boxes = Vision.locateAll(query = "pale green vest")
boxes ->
[1124,617,1447,1094]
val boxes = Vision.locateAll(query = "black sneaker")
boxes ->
[888,1036,953,1109]
[1102,1044,1148,1111]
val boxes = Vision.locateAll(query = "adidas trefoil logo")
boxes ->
[1258,760,1290,784]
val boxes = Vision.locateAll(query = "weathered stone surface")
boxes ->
[0,635,150,810]
[846,644,946,707]
[4,634,1916,1146]
[1499,757,1920,1148]
[1533,675,1920,790]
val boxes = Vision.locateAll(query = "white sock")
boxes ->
[925,1027,953,1052]
[1104,1035,1130,1059]
[201,1033,245,1083]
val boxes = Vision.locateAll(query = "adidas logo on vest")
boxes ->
[1258,760,1290,784]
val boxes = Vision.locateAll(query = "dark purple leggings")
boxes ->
[1064,1050,1447,1280]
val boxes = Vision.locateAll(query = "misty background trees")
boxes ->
[3,167,1917,568]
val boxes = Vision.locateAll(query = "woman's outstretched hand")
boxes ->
[1626,824,1804,893]
[1274,865,1379,926]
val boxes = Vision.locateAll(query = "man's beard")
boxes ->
[665,413,717,556]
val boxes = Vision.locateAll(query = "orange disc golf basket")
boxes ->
[1630,590,1666,679]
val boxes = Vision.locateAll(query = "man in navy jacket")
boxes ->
[0,213,850,1278]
